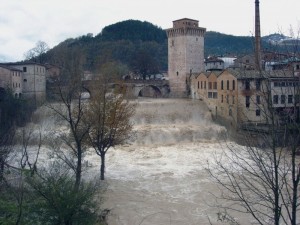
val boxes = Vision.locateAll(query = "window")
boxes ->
[201,81,203,89]
[256,95,260,104]
[245,80,250,90]
[23,67,27,72]
[256,109,261,116]
[171,40,175,46]
[208,92,213,98]
[297,65,300,70]
[221,95,223,103]
[221,80,224,90]
[204,81,206,89]
[273,95,278,104]
[229,108,232,116]
[256,80,261,91]
[227,80,229,90]
[246,96,250,108]
[176,71,179,76]
[288,95,293,104]
[213,92,218,99]
[232,96,235,104]
[227,94,229,104]
[208,82,212,90]
[232,80,235,90]
[24,79,27,82]
[213,82,217,90]
[281,95,286,104]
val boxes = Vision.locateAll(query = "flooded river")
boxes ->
[85,98,237,225]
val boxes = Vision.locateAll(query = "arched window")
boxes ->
[221,80,224,90]
[232,80,235,90]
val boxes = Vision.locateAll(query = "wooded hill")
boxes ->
[42,19,273,74]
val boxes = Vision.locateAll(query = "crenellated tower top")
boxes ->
[166,18,206,38]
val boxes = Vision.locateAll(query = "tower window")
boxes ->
[246,96,250,108]
[256,109,261,116]
[245,80,250,90]
[229,108,232,116]
[273,95,278,104]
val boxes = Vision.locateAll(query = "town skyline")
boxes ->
[0,0,299,62]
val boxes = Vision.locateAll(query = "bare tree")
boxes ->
[24,40,49,63]
[48,48,90,189]
[207,67,300,225]
[85,64,135,180]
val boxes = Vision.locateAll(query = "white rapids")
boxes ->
[83,98,243,225]
[19,98,252,225]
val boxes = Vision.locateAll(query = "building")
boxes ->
[0,65,23,98]
[191,67,300,127]
[205,57,224,71]
[0,62,46,105]
[165,18,206,97]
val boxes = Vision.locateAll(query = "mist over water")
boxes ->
[96,98,235,225]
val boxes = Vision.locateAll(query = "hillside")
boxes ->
[42,20,273,75]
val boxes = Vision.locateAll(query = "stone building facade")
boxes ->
[0,65,23,98]
[0,62,46,105]
[166,18,206,97]
[191,69,276,127]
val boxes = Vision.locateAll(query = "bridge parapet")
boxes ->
[80,79,170,98]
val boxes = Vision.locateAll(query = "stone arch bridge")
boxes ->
[82,79,170,98]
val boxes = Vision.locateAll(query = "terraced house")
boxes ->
[191,68,300,128]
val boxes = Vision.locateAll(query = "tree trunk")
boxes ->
[0,158,4,181]
[100,154,105,180]
[75,149,82,190]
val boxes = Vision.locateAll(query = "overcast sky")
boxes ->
[0,0,299,62]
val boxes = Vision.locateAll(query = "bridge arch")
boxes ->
[138,85,162,98]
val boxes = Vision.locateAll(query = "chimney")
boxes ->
[255,0,262,70]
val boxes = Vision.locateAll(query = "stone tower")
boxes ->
[255,0,262,70]
[166,18,206,97]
